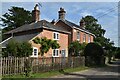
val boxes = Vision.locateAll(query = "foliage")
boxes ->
[115,47,120,59]
[3,39,32,57]
[82,16,105,37]
[1,7,32,32]
[24,58,32,77]
[82,16,114,48]
[3,39,18,57]
[84,42,104,56]
[82,15,117,63]
[84,42,104,66]
[17,41,33,57]
[68,41,86,56]
[33,37,60,56]
[1,6,32,40]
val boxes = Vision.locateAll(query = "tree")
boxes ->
[82,16,113,48]
[68,41,86,56]
[82,15,118,64]
[3,39,32,57]
[1,7,32,40]
[82,16,105,38]
[33,37,60,56]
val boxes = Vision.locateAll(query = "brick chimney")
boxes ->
[80,17,85,29]
[32,4,40,22]
[58,7,66,20]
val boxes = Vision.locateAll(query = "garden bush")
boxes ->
[84,42,105,66]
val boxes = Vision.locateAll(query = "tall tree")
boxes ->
[82,16,114,48]
[82,15,116,63]
[1,6,32,33]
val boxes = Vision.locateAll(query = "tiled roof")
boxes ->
[4,20,70,35]
[1,33,39,48]
[59,19,95,36]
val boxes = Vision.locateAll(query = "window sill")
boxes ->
[53,39,59,40]
[30,55,38,57]
[52,56,59,57]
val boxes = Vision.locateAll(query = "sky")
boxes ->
[0,2,118,46]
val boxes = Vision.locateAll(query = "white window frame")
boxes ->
[31,47,38,57]
[77,31,80,41]
[83,34,86,42]
[53,32,59,40]
[52,49,59,57]
[88,35,91,43]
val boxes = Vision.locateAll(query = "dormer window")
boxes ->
[53,32,59,40]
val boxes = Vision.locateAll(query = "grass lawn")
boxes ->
[2,66,89,79]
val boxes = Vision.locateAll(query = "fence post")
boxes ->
[0,57,2,79]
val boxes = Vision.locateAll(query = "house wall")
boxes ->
[55,21,94,44]
[72,28,94,43]
[55,21,72,44]
[30,29,69,57]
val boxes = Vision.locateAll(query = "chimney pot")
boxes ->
[32,4,40,22]
[58,7,66,20]
[80,17,85,29]
[51,19,55,24]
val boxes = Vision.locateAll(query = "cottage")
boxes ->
[54,7,95,44]
[1,4,95,57]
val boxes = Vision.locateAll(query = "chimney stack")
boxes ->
[58,7,66,20]
[32,4,40,22]
[80,17,85,29]
[51,19,55,24]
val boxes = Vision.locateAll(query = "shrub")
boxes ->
[84,42,104,66]
[3,39,32,57]
[68,41,86,56]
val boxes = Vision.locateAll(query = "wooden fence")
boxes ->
[0,57,85,76]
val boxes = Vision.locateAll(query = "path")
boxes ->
[52,60,120,79]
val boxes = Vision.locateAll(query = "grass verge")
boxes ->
[2,66,89,79]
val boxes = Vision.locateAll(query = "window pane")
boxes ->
[54,33,56,39]
[53,49,59,57]
[88,35,91,42]
[56,50,58,56]
[77,32,80,40]
[83,34,86,42]
[53,50,55,56]
[34,49,37,56]
[57,34,59,39]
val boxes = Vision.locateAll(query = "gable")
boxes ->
[55,20,95,37]
[55,20,72,32]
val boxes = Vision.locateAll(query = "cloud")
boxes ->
[80,11,92,17]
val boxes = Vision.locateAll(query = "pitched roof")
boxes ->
[57,19,95,36]
[2,20,71,48]
[4,20,70,35]
[1,33,39,48]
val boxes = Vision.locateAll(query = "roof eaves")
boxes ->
[43,26,71,34]
[0,36,13,44]
[73,26,96,37]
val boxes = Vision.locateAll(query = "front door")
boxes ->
[61,49,66,57]
[61,49,66,65]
